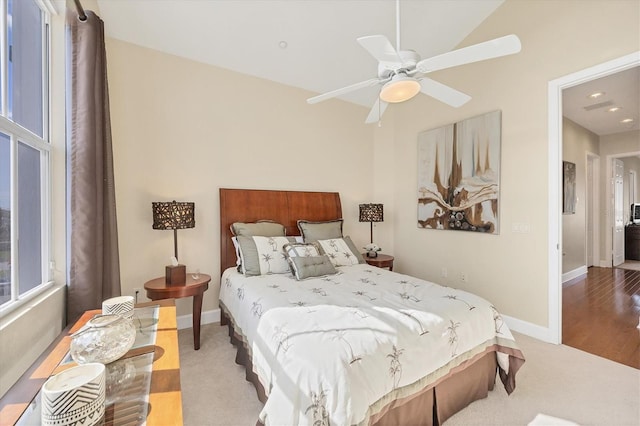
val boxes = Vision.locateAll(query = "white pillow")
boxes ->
[231,236,241,266]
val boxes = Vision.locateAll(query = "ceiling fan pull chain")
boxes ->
[395,0,401,52]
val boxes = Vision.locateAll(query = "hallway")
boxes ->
[562,266,640,369]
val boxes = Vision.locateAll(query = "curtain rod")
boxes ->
[73,0,87,21]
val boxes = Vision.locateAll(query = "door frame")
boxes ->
[585,152,600,268]
[611,158,626,266]
[630,170,637,205]
[547,51,639,345]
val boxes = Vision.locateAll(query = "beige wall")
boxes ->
[562,118,599,274]
[105,39,375,316]
[372,0,639,327]
[600,130,640,156]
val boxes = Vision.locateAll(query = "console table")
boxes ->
[0,299,183,425]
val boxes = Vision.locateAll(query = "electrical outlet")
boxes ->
[441,267,448,278]
[460,272,467,283]
[133,287,142,303]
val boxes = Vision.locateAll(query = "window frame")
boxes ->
[0,0,54,317]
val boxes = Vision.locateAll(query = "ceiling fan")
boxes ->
[306,1,522,124]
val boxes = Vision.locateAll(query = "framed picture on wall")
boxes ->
[417,110,501,234]
[563,161,576,214]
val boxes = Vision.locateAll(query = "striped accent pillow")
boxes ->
[283,242,337,280]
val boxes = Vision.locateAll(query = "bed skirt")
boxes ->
[220,306,499,426]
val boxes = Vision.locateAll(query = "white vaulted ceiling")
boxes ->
[93,0,638,134]
[95,0,504,107]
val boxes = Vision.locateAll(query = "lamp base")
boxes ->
[366,251,378,258]
[165,264,186,286]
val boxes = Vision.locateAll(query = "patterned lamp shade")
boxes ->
[152,201,195,260]
[152,201,195,230]
[359,204,384,223]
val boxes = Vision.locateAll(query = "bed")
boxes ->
[218,188,525,426]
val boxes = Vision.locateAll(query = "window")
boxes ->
[0,0,51,311]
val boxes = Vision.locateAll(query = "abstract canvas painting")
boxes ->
[562,161,576,214]
[417,110,501,234]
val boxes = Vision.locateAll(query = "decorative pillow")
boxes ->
[283,242,323,258]
[297,219,343,242]
[231,221,285,237]
[288,255,337,280]
[233,235,303,269]
[236,236,296,276]
[316,236,366,267]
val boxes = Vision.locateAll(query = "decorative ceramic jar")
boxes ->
[70,314,136,365]
[41,362,105,426]
[102,295,134,319]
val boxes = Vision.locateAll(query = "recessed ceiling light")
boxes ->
[620,118,634,123]
[278,41,288,49]
[607,106,621,112]
[588,91,605,99]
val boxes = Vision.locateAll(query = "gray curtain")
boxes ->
[66,8,120,323]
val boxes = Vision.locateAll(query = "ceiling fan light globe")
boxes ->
[380,77,421,103]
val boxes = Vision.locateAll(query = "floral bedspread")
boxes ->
[219,264,524,426]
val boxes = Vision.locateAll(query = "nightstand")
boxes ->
[363,254,394,271]
[144,273,210,350]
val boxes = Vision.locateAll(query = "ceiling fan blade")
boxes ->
[365,99,389,124]
[307,78,382,104]
[416,34,521,74]
[357,35,403,68]
[419,78,471,107]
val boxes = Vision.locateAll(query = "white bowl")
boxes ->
[41,363,105,426]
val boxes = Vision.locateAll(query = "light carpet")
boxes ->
[617,260,640,271]
[179,325,640,426]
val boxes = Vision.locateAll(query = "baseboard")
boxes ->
[503,314,554,343]
[562,265,588,283]
[177,308,220,330]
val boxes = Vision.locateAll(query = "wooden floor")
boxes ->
[563,266,640,369]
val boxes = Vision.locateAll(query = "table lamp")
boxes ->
[152,200,195,285]
[359,203,384,255]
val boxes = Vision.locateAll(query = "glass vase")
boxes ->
[70,314,136,365]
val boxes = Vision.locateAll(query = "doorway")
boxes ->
[548,52,639,344]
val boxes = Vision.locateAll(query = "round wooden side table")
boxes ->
[363,254,394,271]
[144,273,210,350]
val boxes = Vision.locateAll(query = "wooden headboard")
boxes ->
[219,188,342,274]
